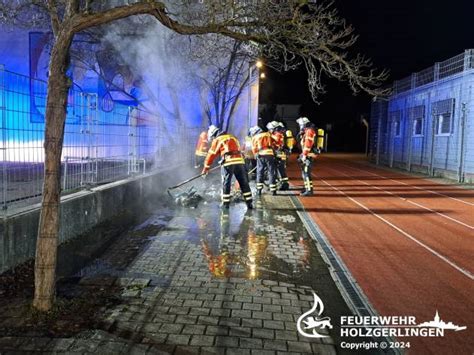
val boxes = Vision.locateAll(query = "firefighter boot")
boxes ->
[300,189,313,196]
[221,202,230,209]
[246,200,254,209]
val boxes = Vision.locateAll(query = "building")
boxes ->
[370,50,474,183]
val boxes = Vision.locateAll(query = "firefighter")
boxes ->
[266,121,289,191]
[194,129,209,168]
[249,125,277,196]
[296,117,319,196]
[202,125,253,209]
[243,133,256,180]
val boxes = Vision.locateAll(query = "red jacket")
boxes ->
[195,131,209,157]
[204,134,244,169]
[252,132,275,156]
[300,127,317,158]
[271,131,287,160]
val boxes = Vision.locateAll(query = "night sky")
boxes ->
[260,0,474,151]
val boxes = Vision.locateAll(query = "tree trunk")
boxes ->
[33,30,74,312]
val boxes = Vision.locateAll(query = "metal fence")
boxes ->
[0,65,199,211]
[369,50,474,183]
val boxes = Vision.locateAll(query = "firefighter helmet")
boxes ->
[208,125,220,139]
[266,121,279,132]
[249,125,263,136]
[296,117,310,129]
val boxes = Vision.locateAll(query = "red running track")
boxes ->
[288,153,474,355]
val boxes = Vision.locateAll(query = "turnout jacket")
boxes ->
[300,127,318,158]
[195,131,209,157]
[203,133,245,170]
[271,131,287,161]
[251,132,275,156]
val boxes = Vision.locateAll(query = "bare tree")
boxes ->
[0,0,388,311]
[188,36,252,131]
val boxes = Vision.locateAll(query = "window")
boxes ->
[389,110,402,137]
[437,113,452,135]
[413,118,423,136]
[432,99,454,136]
[408,105,425,137]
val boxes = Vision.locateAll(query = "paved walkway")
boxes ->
[0,181,352,354]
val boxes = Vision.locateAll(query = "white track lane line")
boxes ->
[323,166,474,231]
[337,161,474,207]
[317,177,474,281]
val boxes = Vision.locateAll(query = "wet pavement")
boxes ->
[0,178,354,354]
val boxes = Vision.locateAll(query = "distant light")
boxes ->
[260,72,266,79]
[256,60,263,68]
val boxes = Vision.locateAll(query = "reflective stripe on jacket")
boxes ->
[252,132,275,156]
[204,134,245,168]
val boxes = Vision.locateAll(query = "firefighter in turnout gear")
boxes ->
[202,125,253,209]
[243,134,256,180]
[266,121,289,191]
[249,125,277,195]
[194,130,209,168]
[296,117,318,196]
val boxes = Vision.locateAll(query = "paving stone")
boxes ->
[242,303,262,311]
[231,309,252,318]
[205,325,230,336]
[263,304,282,313]
[190,335,215,347]
[215,336,239,348]
[263,320,285,330]
[175,345,200,354]
[228,327,252,337]
[182,324,206,335]
[263,339,287,351]
[252,311,273,320]
[227,348,251,355]
[252,349,276,355]
[219,317,241,327]
[222,301,242,310]
[311,343,337,354]
[252,328,275,339]
[45,338,75,352]
[166,334,191,345]
[159,323,184,334]
[189,307,211,316]
[168,306,190,315]
[239,337,263,349]
[200,347,225,354]
[241,318,263,328]
[198,315,220,325]
[175,315,198,324]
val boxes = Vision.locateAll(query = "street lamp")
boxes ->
[248,60,264,131]
[260,72,266,79]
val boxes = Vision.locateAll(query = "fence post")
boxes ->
[458,103,467,182]
[429,109,436,176]
[0,65,6,210]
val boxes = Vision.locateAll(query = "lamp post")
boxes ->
[247,60,263,131]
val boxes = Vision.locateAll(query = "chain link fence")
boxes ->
[0,65,198,211]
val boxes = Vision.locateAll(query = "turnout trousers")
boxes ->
[276,158,289,190]
[256,155,277,194]
[221,163,253,207]
[301,158,313,192]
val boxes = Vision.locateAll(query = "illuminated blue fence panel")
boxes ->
[370,50,474,183]
[0,65,196,210]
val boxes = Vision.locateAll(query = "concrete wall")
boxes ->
[0,169,172,274]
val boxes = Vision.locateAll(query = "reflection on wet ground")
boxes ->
[0,176,356,354]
